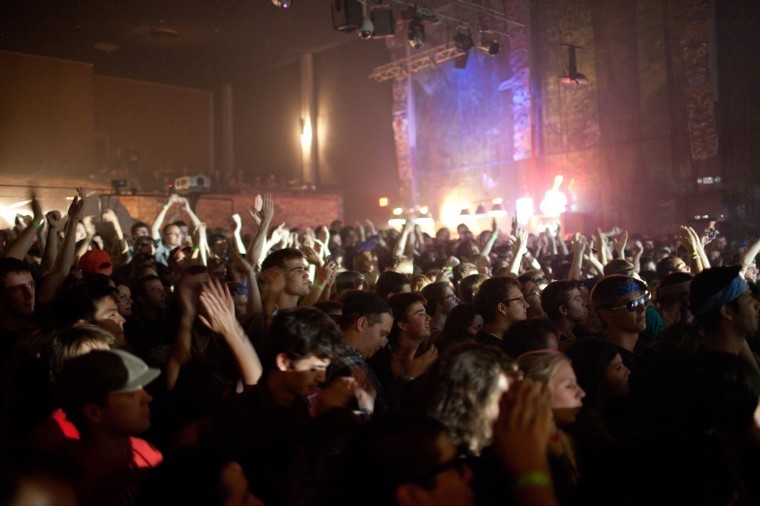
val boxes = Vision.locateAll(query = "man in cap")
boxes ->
[55,349,162,504]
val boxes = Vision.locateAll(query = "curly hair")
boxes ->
[419,342,517,454]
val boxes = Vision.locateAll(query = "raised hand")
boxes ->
[232,213,243,232]
[198,278,240,339]
[102,209,118,224]
[46,210,63,231]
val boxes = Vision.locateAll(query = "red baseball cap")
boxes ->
[79,249,113,274]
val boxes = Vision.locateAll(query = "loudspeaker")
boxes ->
[370,7,395,38]
[331,0,363,32]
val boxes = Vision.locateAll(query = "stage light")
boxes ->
[392,207,403,216]
[272,0,291,8]
[477,33,500,56]
[474,202,487,216]
[460,207,471,216]
[379,197,389,207]
[454,29,473,51]
[516,197,534,226]
[408,19,425,48]
[358,2,374,39]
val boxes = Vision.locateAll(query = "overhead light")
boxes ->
[408,18,425,49]
[489,198,507,216]
[475,202,487,215]
[272,0,291,8]
[454,28,473,51]
[477,31,500,56]
[460,207,471,216]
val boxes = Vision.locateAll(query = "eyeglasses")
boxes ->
[610,292,650,312]
[504,296,526,305]
[446,293,459,302]
[415,455,470,483]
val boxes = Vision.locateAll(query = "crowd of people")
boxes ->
[1,188,760,505]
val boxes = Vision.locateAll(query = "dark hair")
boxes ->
[421,282,451,316]
[338,290,391,331]
[458,273,488,304]
[518,269,548,286]
[375,271,410,300]
[131,274,163,300]
[130,221,150,237]
[55,279,117,327]
[689,265,743,332]
[540,280,579,321]
[387,292,426,345]
[0,258,34,301]
[268,307,343,366]
[418,342,516,454]
[473,276,520,323]
[565,338,619,404]
[502,318,557,359]
[439,303,480,352]
[656,256,686,280]
[261,248,304,272]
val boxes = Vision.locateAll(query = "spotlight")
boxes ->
[477,34,500,56]
[408,19,425,48]
[358,13,374,39]
[454,29,473,51]
[272,0,291,8]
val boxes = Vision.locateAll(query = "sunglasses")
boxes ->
[610,292,650,312]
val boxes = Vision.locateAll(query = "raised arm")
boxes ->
[40,210,63,276]
[508,229,529,275]
[480,218,500,258]
[3,195,44,260]
[198,278,262,387]
[247,194,274,269]
[151,194,180,240]
[37,191,84,305]
[102,208,129,264]
[741,236,760,279]
[179,196,203,231]
[74,215,96,262]
[392,216,415,258]
[231,213,246,255]
[567,234,588,281]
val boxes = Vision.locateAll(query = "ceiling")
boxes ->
[0,0,520,89]
[0,0,357,89]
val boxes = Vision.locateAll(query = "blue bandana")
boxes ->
[594,279,644,310]
[694,275,749,316]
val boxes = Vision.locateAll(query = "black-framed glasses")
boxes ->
[415,454,470,483]
[504,296,526,305]
[446,293,459,302]
[610,292,650,312]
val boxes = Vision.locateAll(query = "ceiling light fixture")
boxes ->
[408,18,425,48]
[453,27,473,51]
[477,31,500,56]
[272,0,292,8]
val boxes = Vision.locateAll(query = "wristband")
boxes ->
[32,220,44,229]
[163,204,170,210]
[313,282,325,290]
[514,471,551,490]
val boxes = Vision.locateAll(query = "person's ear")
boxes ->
[356,315,368,333]
[275,353,292,372]
[719,304,734,322]
[397,320,408,333]
[83,403,103,426]
[558,304,569,316]
[496,302,508,316]
[395,483,429,506]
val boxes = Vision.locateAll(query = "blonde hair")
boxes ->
[517,350,569,391]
